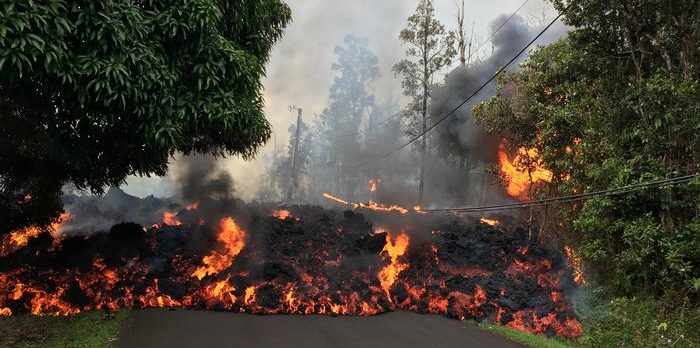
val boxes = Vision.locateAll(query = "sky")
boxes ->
[122,0,558,200]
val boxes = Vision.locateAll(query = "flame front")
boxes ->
[378,232,410,299]
[191,217,246,280]
[498,142,553,200]
[1,213,71,256]
[0,208,582,339]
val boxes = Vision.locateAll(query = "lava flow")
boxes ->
[0,203,582,339]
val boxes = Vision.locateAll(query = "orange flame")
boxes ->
[497,142,553,200]
[368,178,380,192]
[191,217,246,280]
[185,202,199,210]
[243,286,256,306]
[272,210,292,220]
[162,211,182,226]
[1,213,71,256]
[563,245,586,285]
[480,218,499,226]
[378,231,410,299]
[322,193,349,205]
[322,193,416,215]
[356,201,409,215]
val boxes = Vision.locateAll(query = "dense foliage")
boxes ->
[474,0,699,303]
[0,0,291,235]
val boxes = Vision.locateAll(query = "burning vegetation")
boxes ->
[0,202,582,339]
[497,141,553,200]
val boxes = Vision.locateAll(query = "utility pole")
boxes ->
[286,106,303,201]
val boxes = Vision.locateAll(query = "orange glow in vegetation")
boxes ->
[191,217,246,280]
[563,245,586,285]
[480,218,499,226]
[498,142,553,200]
[272,210,292,220]
[378,231,410,300]
[185,202,199,210]
[0,307,11,316]
[162,211,182,226]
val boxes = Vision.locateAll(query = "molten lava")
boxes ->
[498,142,553,200]
[1,213,71,256]
[0,206,582,339]
[191,217,246,280]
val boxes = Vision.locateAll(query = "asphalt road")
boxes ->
[113,309,525,348]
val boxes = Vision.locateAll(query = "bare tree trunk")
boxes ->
[457,0,466,66]
[418,9,429,205]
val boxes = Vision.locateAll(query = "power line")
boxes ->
[421,174,698,213]
[338,10,564,169]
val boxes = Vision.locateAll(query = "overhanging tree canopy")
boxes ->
[0,0,291,234]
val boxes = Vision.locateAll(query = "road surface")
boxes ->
[114,309,525,348]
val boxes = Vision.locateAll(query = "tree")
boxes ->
[313,36,380,199]
[455,0,475,67]
[393,0,455,204]
[474,0,699,302]
[0,1,291,235]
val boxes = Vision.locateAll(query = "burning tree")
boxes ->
[474,0,700,306]
[0,1,291,236]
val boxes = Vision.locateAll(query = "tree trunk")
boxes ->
[418,10,429,206]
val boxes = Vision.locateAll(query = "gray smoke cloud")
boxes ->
[121,1,563,202]
[430,14,569,156]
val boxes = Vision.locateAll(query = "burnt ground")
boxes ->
[113,309,526,348]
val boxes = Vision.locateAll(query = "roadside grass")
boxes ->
[575,296,699,348]
[484,324,575,348]
[0,310,125,348]
[484,293,699,348]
